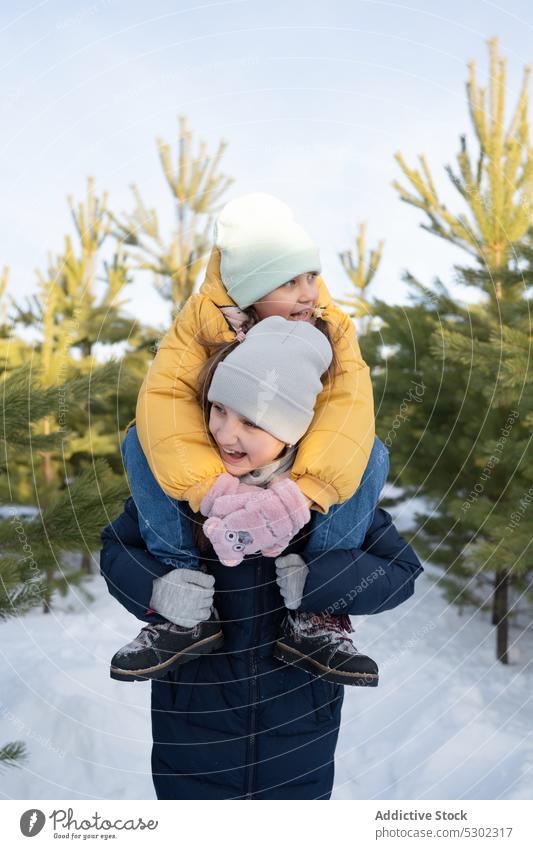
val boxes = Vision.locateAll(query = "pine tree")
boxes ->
[1,358,128,610]
[0,268,30,373]
[362,276,483,572]
[3,229,132,602]
[111,115,234,313]
[0,364,128,766]
[393,38,533,297]
[433,259,533,662]
[11,180,145,574]
[336,222,384,335]
[366,38,533,663]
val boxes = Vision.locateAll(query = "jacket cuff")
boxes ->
[292,474,339,514]
[183,476,219,513]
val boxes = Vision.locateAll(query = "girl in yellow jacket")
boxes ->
[114,193,389,682]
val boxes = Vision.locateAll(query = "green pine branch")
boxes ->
[0,741,27,770]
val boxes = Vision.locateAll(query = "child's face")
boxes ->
[253,272,319,322]
[208,402,286,475]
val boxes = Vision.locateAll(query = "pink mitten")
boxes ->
[200,474,260,518]
[200,474,241,516]
[268,478,311,534]
[202,516,259,566]
[203,480,311,565]
[259,479,311,556]
[206,483,264,518]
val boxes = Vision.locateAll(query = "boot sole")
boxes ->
[110,630,224,682]
[273,640,379,687]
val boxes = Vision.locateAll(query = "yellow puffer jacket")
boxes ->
[135,247,375,514]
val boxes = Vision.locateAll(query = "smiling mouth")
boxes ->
[289,308,313,321]
[220,446,247,463]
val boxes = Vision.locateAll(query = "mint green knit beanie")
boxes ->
[214,193,321,309]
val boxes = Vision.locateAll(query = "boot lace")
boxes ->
[136,623,164,647]
[291,611,358,654]
[136,620,189,647]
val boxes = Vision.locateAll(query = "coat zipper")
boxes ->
[245,560,262,799]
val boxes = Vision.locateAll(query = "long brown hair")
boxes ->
[191,312,342,553]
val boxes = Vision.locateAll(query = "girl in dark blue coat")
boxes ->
[100,318,423,799]
[101,498,422,800]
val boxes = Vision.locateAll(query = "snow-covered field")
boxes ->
[334,561,533,800]
[1,500,532,800]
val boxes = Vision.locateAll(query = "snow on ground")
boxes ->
[0,578,154,799]
[1,496,532,800]
[333,562,533,800]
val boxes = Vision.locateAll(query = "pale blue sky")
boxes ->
[1,0,532,328]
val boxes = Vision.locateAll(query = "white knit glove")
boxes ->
[275,553,309,610]
[149,568,215,628]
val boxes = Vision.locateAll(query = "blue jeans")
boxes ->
[122,426,389,570]
[305,435,389,553]
[121,427,202,571]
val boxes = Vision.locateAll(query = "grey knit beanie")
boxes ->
[214,193,321,309]
[207,316,332,444]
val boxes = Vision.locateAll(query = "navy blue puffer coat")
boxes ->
[100,498,423,800]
